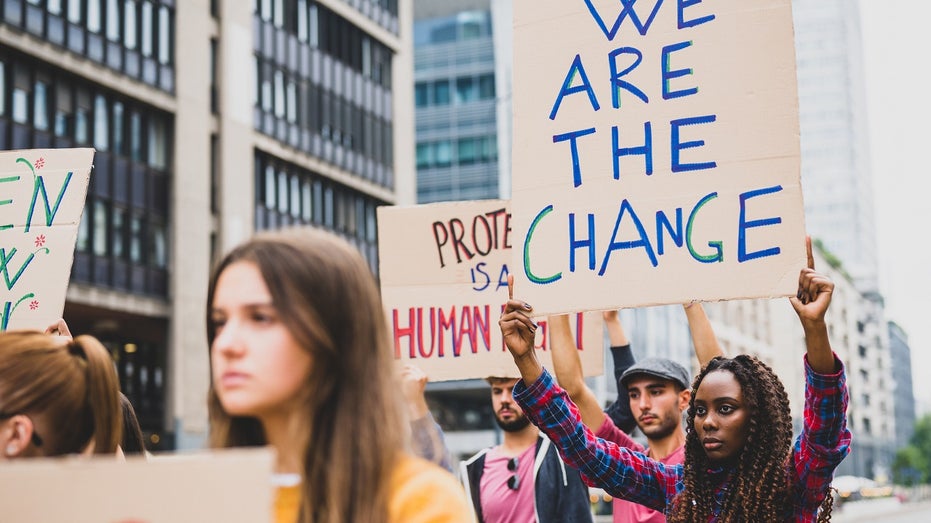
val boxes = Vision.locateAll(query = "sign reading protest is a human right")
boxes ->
[510,0,806,315]
[0,148,93,331]
[378,200,603,382]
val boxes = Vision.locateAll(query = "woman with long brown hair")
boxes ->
[206,227,471,523]
[499,239,851,522]
[0,331,122,459]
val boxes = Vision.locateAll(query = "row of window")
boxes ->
[0,51,171,297]
[0,54,170,168]
[416,135,497,169]
[254,57,394,188]
[254,1,393,91]
[254,0,398,38]
[2,0,175,92]
[415,74,495,108]
[254,151,383,273]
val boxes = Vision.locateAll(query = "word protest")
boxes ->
[378,200,603,381]
[0,448,273,522]
[510,0,807,315]
[0,148,93,331]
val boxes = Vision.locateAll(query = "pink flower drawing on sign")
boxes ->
[29,300,39,310]
[35,234,47,247]
[34,157,45,170]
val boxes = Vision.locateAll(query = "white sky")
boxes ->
[857,0,931,414]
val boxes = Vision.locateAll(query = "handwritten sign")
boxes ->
[0,448,274,522]
[510,0,806,315]
[0,148,93,331]
[378,200,603,381]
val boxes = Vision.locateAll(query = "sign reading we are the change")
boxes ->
[0,148,93,331]
[378,200,603,382]
[510,0,807,315]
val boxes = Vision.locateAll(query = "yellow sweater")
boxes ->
[274,455,473,523]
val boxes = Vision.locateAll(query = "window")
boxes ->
[433,81,450,105]
[276,169,287,213]
[0,61,5,116]
[129,110,142,161]
[151,222,167,268]
[130,215,142,262]
[435,140,452,167]
[457,138,477,165]
[77,207,90,252]
[112,101,124,154]
[124,0,137,49]
[75,89,91,143]
[147,116,167,169]
[297,0,308,42]
[301,180,311,221]
[141,1,153,57]
[88,0,102,33]
[479,74,495,100]
[112,208,126,258]
[264,165,275,208]
[107,0,121,41]
[68,0,83,23]
[289,175,300,218]
[416,143,432,169]
[94,95,109,150]
[93,201,109,256]
[414,82,428,107]
[33,78,50,131]
[54,84,72,136]
[455,77,477,104]
[12,67,30,124]
[48,0,63,15]
[157,6,170,64]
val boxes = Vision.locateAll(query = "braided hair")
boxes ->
[667,355,834,522]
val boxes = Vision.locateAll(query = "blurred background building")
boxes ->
[0,0,413,449]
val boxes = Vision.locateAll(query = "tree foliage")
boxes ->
[892,414,931,485]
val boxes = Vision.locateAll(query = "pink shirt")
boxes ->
[595,414,684,523]
[479,444,538,522]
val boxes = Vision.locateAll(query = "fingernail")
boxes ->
[523,302,532,310]
[796,291,802,300]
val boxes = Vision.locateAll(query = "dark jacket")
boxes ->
[459,435,593,523]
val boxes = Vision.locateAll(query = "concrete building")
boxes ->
[792,0,878,294]
[889,321,916,450]
[0,0,413,449]
[413,0,503,203]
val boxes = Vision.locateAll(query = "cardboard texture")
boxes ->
[0,448,275,522]
[378,200,604,382]
[0,148,94,331]
[510,0,807,315]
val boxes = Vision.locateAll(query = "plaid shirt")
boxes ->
[513,355,851,522]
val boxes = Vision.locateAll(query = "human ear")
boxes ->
[678,390,691,412]
[1,415,36,458]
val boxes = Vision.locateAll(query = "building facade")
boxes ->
[792,0,878,293]
[413,0,500,203]
[888,321,915,450]
[0,0,413,448]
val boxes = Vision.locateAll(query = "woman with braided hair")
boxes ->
[498,237,851,522]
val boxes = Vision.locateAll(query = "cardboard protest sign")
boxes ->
[0,148,93,331]
[378,200,604,381]
[0,448,275,522]
[510,0,806,315]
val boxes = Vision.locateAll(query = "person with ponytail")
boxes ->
[498,238,851,522]
[207,227,471,523]
[0,331,122,459]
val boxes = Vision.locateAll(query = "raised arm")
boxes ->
[602,309,638,433]
[402,364,453,472]
[789,237,838,373]
[683,302,724,368]
[548,314,605,430]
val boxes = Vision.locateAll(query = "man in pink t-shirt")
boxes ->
[460,377,592,523]
[549,305,721,522]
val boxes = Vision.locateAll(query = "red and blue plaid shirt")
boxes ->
[513,354,851,522]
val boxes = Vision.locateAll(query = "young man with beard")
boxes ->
[460,376,593,522]
[549,305,721,522]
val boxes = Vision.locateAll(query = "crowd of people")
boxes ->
[0,227,850,523]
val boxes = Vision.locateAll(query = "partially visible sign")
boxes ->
[0,448,275,522]
[378,200,604,381]
[0,148,93,331]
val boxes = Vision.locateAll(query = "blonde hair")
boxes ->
[0,331,122,455]
[206,227,406,523]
